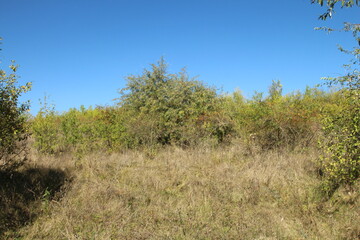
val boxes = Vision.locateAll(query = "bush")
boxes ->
[317,23,360,195]
[319,78,360,195]
[224,82,330,152]
[32,98,63,154]
[118,58,233,146]
[0,61,31,171]
[32,105,130,155]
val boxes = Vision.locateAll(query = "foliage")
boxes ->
[0,59,31,171]
[29,59,349,158]
[320,91,359,194]
[312,0,359,19]
[31,79,345,155]
[312,2,360,195]
[32,105,130,155]
[32,96,63,154]
[319,40,360,194]
[118,58,233,146]
[31,59,234,154]
[223,81,336,152]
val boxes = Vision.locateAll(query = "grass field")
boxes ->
[2,144,358,239]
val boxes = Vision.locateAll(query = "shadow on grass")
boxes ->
[0,167,71,236]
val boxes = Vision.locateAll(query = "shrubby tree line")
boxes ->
[1,0,359,196]
[28,57,341,153]
[31,59,233,154]
[29,60,341,155]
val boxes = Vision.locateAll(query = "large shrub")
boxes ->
[318,24,360,193]
[320,87,359,194]
[118,58,233,146]
[0,60,31,171]
[310,1,360,193]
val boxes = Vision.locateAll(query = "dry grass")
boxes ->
[5,146,360,239]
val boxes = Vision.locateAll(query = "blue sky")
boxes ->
[1,0,359,114]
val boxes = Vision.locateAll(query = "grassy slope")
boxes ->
[8,146,360,239]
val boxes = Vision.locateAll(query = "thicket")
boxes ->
[224,82,342,152]
[31,60,345,157]
[32,105,129,155]
[32,59,234,155]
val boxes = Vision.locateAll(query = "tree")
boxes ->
[312,0,359,20]
[0,39,32,171]
[311,2,360,194]
[118,58,232,146]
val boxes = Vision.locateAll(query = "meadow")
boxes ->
[1,1,359,238]
[0,61,358,239]
[4,145,359,239]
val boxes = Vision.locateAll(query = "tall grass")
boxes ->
[8,146,359,239]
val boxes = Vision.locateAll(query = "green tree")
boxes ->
[312,2,360,194]
[0,40,32,171]
[118,58,232,146]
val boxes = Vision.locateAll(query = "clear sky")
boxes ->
[1,0,359,114]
